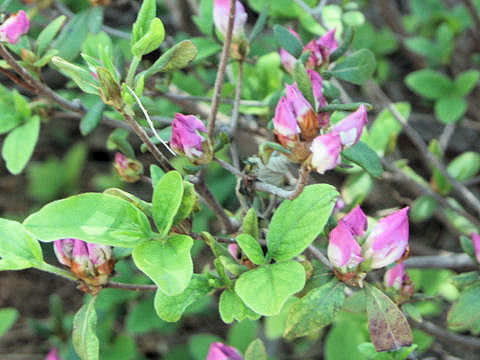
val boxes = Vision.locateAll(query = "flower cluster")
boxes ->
[170,113,211,164]
[273,70,368,174]
[328,206,410,281]
[54,238,115,288]
[0,10,30,45]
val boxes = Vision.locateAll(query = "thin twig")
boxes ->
[230,60,244,135]
[207,0,236,139]
[104,281,157,291]
[404,254,475,270]
[214,157,248,179]
[368,81,480,218]
[461,0,480,43]
[159,93,264,107]
[410,320,480,350]
[254,164,310,200]
[307,244,333,270]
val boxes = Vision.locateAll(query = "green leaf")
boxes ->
[236,233,265,265]
[73,296,99,360]
[0,219,43,270]
[294,60,315,108]
[330,49,376,85]
[447,151,480,181]
[342,141,383,178]
[80,101,105,136]
[141,40,198,80]
[52,56,99,95]
[434,96,467,124]
[410,195,437,223]
[284,280,345,338]
[453,69,480,97]
[0,308,18,338]
[24,193,152,247]
[36,15,66,56]
[173,181,197,225]
[152,171,184,235]
[405,69,453,100]
[150,164,164,186]
[132,0,156,44]
[54,11,89,61]
[325,314,369,360]
[242,208,259,240]
[267,184,338,261]
[154,275,212,322]
[2,116,40,175]
[132,18,165,57]
[273,24,303,58]
[248,5,269,43]
[366,284,413,352]
[219,289,260,323]
[235,261,306,316]
[447,284,480,333]
[133,235,193,296]
[244,339,267,360]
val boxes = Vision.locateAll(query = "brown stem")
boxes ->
[230,60,244,135]
[404,254,475,270]
[411,320,480,350]
[207,0,236,139]
[254,164,310,200]
[307,244,333,270]
[104,281,157,291]
[461,0,480,44]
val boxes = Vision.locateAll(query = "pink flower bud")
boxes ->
[207,342,243,360]
[317,28,338,55]
[332,105,368,148]
[113,153,144,183]
[363,207,410,269]
[304,29,338,68]
[285,84,319,140]
[213,0,247,39]
[53,239,75,267]
[310,132,341,174]
[307,69,330,127]
[384,262,405,290]
[115,152,128,169]
[328,222,363,269]
[273,97,300,140]
[0,10,30,45]
[472,233,480,263]
[280,29,300,74]
[71,239,94,277]
[228,243,239,259]
[170,113,208,162]
[45,348,61,360]
[340,205,367,236]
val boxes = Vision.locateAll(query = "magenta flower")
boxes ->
[363,207,410,269]
[305,28,338,68]
[213,0,247,39]
[280,29,300,74]
[285,84,319,140]
[472,233,480,263]
[328,222,363,269]
[307,69,330,127]
[115,152,127,169]
[340,205,368,237]
[207,342,243,360]
[45,348,61,360]
[273,97,300,139]
[332,105,368,148]
[384,262,406,290]
[0,10,30,44]
[309,132,341,174]
[170,113,208,162]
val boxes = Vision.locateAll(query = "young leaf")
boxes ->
[284,280,346,339]
[273,25,303,58]
[141,40,198,79]
[236,233,265,265]
[410,195,437,223]
[0,219,43,270]
[173,181,197,225]
[453,69,480,97]
[73,296,99,360]
[36,15,66,56]
[341,141,383,178]
[366,284,413,352]
[248,5,268,43]
[242,208,259,240]
[2,115,40,175]
[244,339,267,360]
[267,184,338,261]
[235,261,306,316]
[0,308,18,338]
[405,69,453,100]
[131,18,165,57]
[24,193,153,247]
[434,96,467,124]
[133,235,193,296]
[132,0,156,44]
[447,284,480,333]
[152,171,184,235]
[80,101,105,136]
[330,49,376,85]
[294,60,315,108]
[447,151,480,181]
[154,275,212,322]
[54,11,89,61]
[52,56,99,95]
[219,289,260,323]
